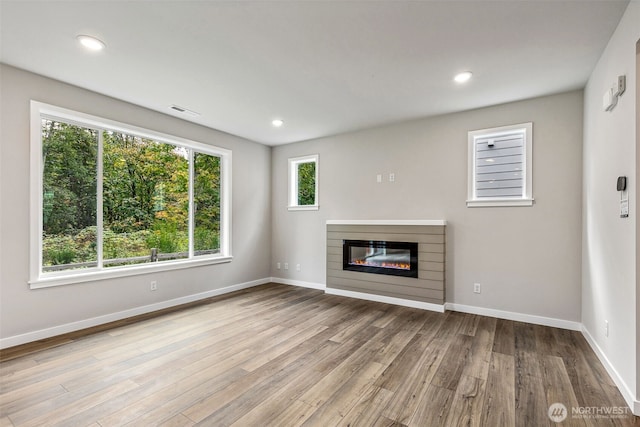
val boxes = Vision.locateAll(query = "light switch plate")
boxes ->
[618,75,626,96]
[620,198,629,218]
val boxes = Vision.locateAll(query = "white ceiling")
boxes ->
[0,1,630,146]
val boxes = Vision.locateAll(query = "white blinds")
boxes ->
[474,131,525,198]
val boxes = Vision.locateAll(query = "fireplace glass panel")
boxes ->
[343,240,418,278]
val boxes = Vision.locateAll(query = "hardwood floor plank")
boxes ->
[189,339,346,425]
[541,355,586,427]
[381,338,451,423]
[563,349,615,410]
[514,321,538,353]
[230,336,369,427]
[157,413,195,427]
[430,334,473,390]
[0,355,99,394]
[181,325,349,423]
[415,310,445,339]
[462,315,496,380]
[534,323,560,356]
[409,384,455,426]
[374,333,433,392]
[443,374,486,427]
[370,305,403,328]
[0,383,67,415]
[300,361,386,427]
[0,284,635,426]
[433,311,465,339]
[10,380,139,426]
[481,352,516,427]
[372,415,408,427]
[56,365,197,427]
[0,357,37,376]
[458,313,480,336]
[267,399,316,427]
[107,367,247,426]
[335,386,394,427]
[492,318,515,356]
[329,308,383,344]
[598,384,639,427]
[239,324,329,372]
[297,340,386,409]
[568,331,617,388]
[514,351,548,427]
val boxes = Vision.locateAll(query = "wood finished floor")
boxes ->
[0,283,637,426]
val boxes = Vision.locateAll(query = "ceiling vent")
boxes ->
[169,105,200,117]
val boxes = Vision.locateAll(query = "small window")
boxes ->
[288,154,318,210]
[467,122,533,207]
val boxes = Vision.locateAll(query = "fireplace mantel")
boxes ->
[326,221,446,312]
[326,219,446,226]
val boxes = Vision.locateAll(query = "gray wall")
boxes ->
[0,65,272,340]
[272,90,584,322]
[582,1,639,405]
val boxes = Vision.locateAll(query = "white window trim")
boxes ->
[288,154,319,211]
[29,101,232,288]
[467,122,533,208]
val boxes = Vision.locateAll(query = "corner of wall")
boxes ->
[582,1,639,414]
[636,36,640,405]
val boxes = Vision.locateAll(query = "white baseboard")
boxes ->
[445,302,582,331]
[0,277,270,349]
[270,277,326,290]
[581,326,640,416]
[325,288,445,313]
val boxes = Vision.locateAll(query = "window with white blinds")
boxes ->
[467,122,533,207]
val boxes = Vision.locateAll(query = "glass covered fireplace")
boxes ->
[343,240,418,278]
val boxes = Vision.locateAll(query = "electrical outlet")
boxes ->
[389,173,395,182]
[284,263,289,270]
[473,283,481,294]
[277,262,281,270]
[605,320,609,337]
[296,264,301,271]
[150,281,157,291]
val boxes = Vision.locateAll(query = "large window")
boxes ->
[467,122,533,207]
[288,154,319,210]
[30,102,231,287]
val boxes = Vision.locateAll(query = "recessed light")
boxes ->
[76,35,106,51]
[454,71,473,83]
[272,119,284,127]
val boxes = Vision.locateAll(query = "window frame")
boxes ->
[288,154,319,211]
[30,101,232,289]
[467,122,533,207]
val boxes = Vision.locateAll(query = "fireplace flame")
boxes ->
[351,259,410,270]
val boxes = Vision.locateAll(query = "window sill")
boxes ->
[30,255,233,289]
[288,205,319,211]
[466,198,534,208]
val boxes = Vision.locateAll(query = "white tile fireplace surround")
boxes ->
[326,220,446,312]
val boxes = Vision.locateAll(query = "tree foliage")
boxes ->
[297,161,316,206]
[41,120,221,268]
[194,152,221,251]
[42,120,97,235]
